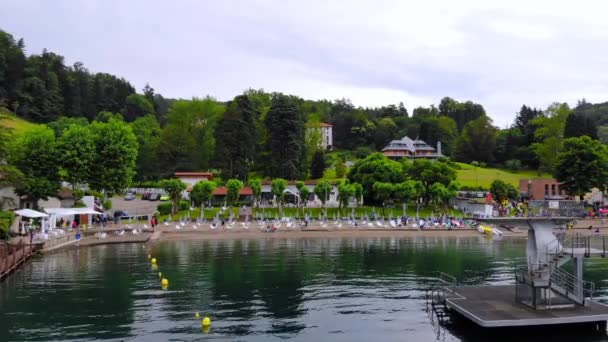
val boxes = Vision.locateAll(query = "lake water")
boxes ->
[1,236,608,342]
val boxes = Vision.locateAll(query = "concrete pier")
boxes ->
[445,285,608,328]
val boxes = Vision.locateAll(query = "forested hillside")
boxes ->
[0,28,605,188]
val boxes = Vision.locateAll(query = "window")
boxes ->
[545,184,549,195]
[551,184,556,195]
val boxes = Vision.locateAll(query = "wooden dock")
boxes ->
[0,241,40,281]
[445,285,608,328]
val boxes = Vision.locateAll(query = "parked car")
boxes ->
[149,193,160,201]
[142,192,152,200]
[160,195,170,201]
[114,210,129,219]
[124,192,136,201]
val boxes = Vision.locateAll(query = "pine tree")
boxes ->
[310,150,326,179]
[214,95,258,180]
[263,93,305,179]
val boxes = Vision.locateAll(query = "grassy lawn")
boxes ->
[0,109,38,135]
[157,205,463,222]
[455,162,551,189]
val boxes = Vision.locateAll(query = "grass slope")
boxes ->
[0,108,38,135]
[455,162,551,189]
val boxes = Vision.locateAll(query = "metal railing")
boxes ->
[550,265,595,304]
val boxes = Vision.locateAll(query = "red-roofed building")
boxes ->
[175,172,214,191]
[212,186,253,205]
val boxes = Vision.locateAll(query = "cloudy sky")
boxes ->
[2,0,607,127]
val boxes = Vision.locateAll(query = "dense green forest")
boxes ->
[2,28,608,190]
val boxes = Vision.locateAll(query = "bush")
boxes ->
[179,200,190,211]
[103,199,112,210]
[157,202,172,215]
[0,211,15,240]
[505,159,522,171]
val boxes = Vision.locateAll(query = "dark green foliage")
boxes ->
[310,150,326,179]
[157,202,173,215]
[564,113,598,140]
[130,114,161,180]
[0,211,15,239]
[47,116,89,137]
[124,94,154,122]
[160,179,187,215]
[555,136,608,198]
[88,119,138,195]
[11,126,61,206]
[0,30,135,123]
[407,159,457,203]
[490,179,519,202]
[347,153,405,203]
[264,94,305,179]
[438,97,486,131]
[214,95,258,180]
[454,115,497,163]
[179,200,190,211]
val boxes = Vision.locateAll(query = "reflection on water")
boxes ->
[1,236,607,341]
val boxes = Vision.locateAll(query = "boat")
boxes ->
[477,225,493,235]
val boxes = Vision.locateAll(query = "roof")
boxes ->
[14,209,48,218]
[213,186,253,196]
[320,122,333,127]
[382,136,440,154]
[175,172,214,179]
[44,208,103,217]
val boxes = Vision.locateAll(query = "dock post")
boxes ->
[575,256,584,300]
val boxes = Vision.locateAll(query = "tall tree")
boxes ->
[56,125,96,190]
[249,179,262,208]
[454,115,497,163]
[264,94,306,179]
[130,114,161,180]
[10,126,60,207]
[158,97,224,176]
[554,136,608,199]
[271,178,288,214]
[190,180,216,210]
[88,119,138,195]
[214,95,258,180]
[314,180,332,209]
[226,179,244,208]
[564,112,598,140]
[531,102,571,173]
[310,150,326,179]
[296,181,310,207]
[160,179,187,215]
[123,94,154,122]
[407,159,457,203]
[347,153,405,203]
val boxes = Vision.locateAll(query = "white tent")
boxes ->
[45,208,103,230]
[14,209,48,218]
[14,209,49,234]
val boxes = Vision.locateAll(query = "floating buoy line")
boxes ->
[145,245,211,332]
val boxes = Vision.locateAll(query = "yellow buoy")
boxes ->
[195,312,200,318]
[202,316,211,326]
[202,325,210,334]
[151,258,157,264]
[161,278,169,286]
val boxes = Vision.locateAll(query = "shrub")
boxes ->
[179,200,190,211]
[0,211,15,240]
[103,199,113,210]
[157,202,173,215]
[505,159,522,171]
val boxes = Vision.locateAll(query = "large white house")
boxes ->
[306,122,333,150]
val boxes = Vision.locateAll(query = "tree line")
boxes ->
[3,28,608,197]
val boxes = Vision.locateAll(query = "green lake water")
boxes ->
[1,236,608,341]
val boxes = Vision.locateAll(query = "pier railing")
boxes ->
[0,241,38,280]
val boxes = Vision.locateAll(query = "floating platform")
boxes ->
[445,285,608,328]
